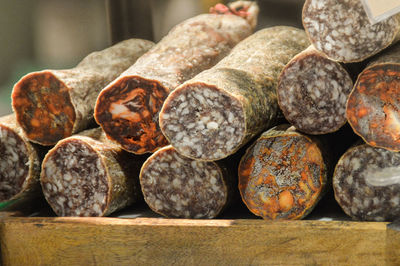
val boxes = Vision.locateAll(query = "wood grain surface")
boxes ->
[0,217,395,265]
[387,220,400,266]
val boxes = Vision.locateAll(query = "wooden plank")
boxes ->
[0,212,22,219]
[0,217,389,265]
[387,221,400,266]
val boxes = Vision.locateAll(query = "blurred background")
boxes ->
[0,0,303,116]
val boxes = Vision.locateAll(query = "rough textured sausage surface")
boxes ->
[41,128,144,217]
[278,46,353,135]
[302,0,400,62]
[160,26,309,161]
[347,44,400,151]
[238,125,328,220]
[0,114,41,204]
[12,39,154,145]
[94,1,258,154]
[333,144,400,221]
[140,145,233,218]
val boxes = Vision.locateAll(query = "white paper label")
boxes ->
[361,0,400,24]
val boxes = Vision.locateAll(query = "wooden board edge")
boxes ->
[0,217,391,265]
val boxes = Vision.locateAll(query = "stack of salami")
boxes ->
[299,0,400,222]
[2,38,155,215]
[234,0,400,221]
[0,1,259,217]
[2,0,400,222]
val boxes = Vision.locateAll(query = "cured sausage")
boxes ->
[346,43,400,151]
[302,0,400,62]
[40,128,145,216]
[333,143,400,221]
[94,1,259,154]
[238,125,329,220]
[12,38,154,145]
[277,45,354,135]
[159,26,309,161]
[139,145,235,218]
[0,114,42,206]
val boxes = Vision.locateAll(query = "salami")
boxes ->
[40,128,145,217]
[94,1,259,154]
[159,26,309,161]
[277,45,354,135]
[12,38,154,145]
[302,0,400,63]
[0,114,41,206]
[238,125,329,220]
[333,143,400,221]
[139,145,235,218]
[346,43,400,151]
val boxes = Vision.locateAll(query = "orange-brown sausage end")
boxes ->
[95,76,169,154]
[238,131,326,220]
[12,71,75,145]
[347,64,400,151]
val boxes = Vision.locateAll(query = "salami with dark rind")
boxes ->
[139,145,235,218]
[347,43,400,151]
[0,114,42,206]
[159,26,309,161]
[277,45,353,135]
[40,128,145,217]
[238,124,329,220]
[94,1,258,154]
[12,38,154,145]
[302,0,400,63]
[333,143,400,221]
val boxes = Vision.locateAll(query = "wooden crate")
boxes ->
[1,207,400,265]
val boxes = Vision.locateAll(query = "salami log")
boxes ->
[333,143,400,221]
[139,145,235,218]
[94,1,259,154]
[159,26,310,161]
[12,38,154,145]
[0,114,42,206]
[302,0,400,63]
[346,43,400,151]
[238,125,329,220]
[277,45,354,135]
[40,128,145,217]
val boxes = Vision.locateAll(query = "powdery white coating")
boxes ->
[333,144,400,221]
[278,48,353,134]
[161,86,244,161]
[119,13,254,90]
[303,0,400,62]
[140,145,228,218]
[41,140,108,216]
[0,126,29,201]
